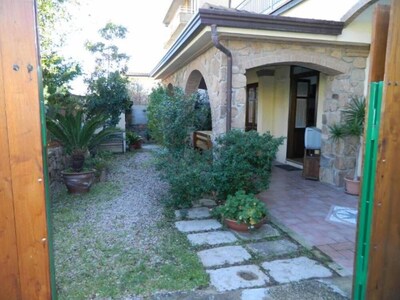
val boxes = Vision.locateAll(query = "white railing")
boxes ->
[236,0,290,14]
[168,5,195,34]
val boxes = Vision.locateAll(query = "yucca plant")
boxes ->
[46,111,121,172]
[329,96,366,181]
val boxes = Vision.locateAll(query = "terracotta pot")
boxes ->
[344,176,360,196]
[62,170,95,194]
[130,141,142,150]
[224,217,266,232]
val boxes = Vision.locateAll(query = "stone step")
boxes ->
[175,207,211,220]
[262,256,333,284]
[197,246,252,268]
[175,219,222,233]
[233,224,281,241]
[187,231,238,246]
[246,239,299,258]
[207,265,270,292]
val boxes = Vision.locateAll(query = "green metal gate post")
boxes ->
[39,66,57,299]
[353,81,384,300]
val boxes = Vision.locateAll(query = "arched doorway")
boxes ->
[186,70,212,131]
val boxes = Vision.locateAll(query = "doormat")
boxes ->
[275,164,302,171]
[327,206,357,226]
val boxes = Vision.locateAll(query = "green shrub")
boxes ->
[147,85,197,152]
[126,131,143,145]
[212,190,267,226]
[156,148,213,208]
[212,130,284,199]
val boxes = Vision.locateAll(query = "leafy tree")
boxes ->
[85,23,131,126]
[147,85,197,152]
[129,81,148,105]
[37,0,82,108]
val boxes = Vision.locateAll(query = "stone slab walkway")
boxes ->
[173,205,351,298]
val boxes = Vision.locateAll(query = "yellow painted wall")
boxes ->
[247,66,328,164]
[316,73,326,129]
[246,66,290,163]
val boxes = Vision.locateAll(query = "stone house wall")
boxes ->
[161,38,369,186]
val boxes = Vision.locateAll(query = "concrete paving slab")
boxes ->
[233,224,281,241]
[192,199,217,208]
[197,246,252,268]
[262,280,347,300]
[319,276,353,299]
[187,231,238,246]
[262,256,333,284]
[241,288,269,299]
[207,265,269,292]
[147,281,347,300]
[247,239,298,258]
[175,219,222,233]
[175,207,211,220]
[199,198,217,207]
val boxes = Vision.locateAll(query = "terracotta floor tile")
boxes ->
[265,166,358,274]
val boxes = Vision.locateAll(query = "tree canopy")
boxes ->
[85,23,131,126]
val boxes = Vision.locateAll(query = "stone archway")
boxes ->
[185,70,208,95]
[185,70,212,131]
[243,49,350,76]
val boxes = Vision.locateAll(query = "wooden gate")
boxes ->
[0,0,52,299]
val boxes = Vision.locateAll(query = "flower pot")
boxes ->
[344,176,360,196]
[224,217,266,232]
[62,170,95,194]
[129,141,142,150]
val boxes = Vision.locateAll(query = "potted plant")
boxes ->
[212,190,267,232]
[126,131,143,150]
[328,96,365,195]
[46,111,120,194]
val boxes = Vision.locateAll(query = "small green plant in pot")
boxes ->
[328,96,365,195]
[212,190,267,232]
[126,131,143,150]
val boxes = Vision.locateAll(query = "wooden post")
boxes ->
[0,0,52,299]
[367,1,400,299]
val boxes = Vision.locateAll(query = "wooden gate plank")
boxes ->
[0,0,51,298]
[368,5,390,82]
[367,1,400,299]
[0,38,21,300]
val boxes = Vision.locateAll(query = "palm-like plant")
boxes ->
[329,96,366,181]
[46,111,121,172]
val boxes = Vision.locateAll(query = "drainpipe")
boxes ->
[211,24,232,132]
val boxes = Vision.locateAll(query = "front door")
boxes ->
[245,83,258,131]
[287,67,319,162]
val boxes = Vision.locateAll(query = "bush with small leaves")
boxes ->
[212,130,284,200]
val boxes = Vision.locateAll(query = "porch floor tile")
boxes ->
[259,167,358,274]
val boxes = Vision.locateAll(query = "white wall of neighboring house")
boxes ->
[131,105,148,125]
[282,0,359,20]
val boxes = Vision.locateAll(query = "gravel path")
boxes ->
[95,145,169,251]
[52,145,179,298]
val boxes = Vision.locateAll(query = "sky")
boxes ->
[60,0,172,93]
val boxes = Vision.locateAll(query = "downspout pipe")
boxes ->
[211,24,232,132]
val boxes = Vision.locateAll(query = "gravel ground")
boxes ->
[95,145,169,252]
[52,145,209,299]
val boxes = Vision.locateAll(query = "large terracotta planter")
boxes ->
[224,217,266,232]
[344,177,360,196]
[129,141,142,150]
[62,170,95,194]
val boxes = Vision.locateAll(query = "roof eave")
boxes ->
[151,8,345,78]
